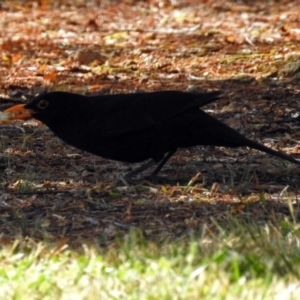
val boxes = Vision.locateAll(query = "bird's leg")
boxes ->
[125,159,156,180]
[150,149,177,177]
[124,149,177,181]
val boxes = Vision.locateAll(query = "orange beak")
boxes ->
[3,104,33,121]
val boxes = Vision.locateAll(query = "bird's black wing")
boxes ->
[88,91,221,138]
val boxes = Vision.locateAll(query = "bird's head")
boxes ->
[2,92,85,126]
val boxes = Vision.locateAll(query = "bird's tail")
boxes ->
[192,110,299,165]
[242,137,299,165]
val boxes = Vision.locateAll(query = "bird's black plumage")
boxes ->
[5,90,299,178]
[23,91,222,164]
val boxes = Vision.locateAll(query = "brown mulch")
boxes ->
[0,0,299,248]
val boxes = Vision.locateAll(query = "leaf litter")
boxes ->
[0,0,299,248]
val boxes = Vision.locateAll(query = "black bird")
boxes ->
[2,91,299,179]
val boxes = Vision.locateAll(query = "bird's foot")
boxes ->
[143,174,169,184]
[117,173,143,186]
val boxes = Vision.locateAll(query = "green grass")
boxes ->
[1,217,300,299]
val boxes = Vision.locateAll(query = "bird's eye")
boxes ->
[37,100,49,109]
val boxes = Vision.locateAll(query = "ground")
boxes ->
[0,0,299,248]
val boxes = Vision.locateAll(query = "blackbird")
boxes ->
[2,90,299,178]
